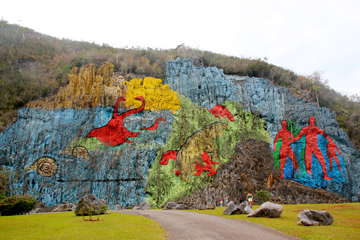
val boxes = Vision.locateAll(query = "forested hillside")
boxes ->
[0,19,359,149]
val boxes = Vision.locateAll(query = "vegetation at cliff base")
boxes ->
[0,169,9,200]
[0,19,359,149]
[0,195,36,216]
[255,190,271,203]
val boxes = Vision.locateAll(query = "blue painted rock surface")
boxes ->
[0,107,174,207]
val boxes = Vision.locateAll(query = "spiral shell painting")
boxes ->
[25,157,58,177]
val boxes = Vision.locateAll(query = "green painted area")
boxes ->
[70,137,103,150]
[98,141,161,151]
[69,136,158,152]
[133,129,162,133]
[288,121,307,178]
[273,138,282,169]
[217,100,270,161]
[273,121,302,169]
[146,95,270,207]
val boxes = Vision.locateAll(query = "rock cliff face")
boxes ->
[0,59,359,209]
[165,58,359,201]
[28,63,127,109]
[0,106,174,207]
[175,139,350,208]
[0,65,177,208]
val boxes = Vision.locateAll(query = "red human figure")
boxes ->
[290,116,332,180]
[274,121,299,178]
[326,138,342,172]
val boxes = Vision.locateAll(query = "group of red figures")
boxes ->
[160,104,235,177]
[88,100,341,182]
[274,116,342,180]
[160,150,218,177]
[87,96,165,146]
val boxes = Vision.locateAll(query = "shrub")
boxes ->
[75,204,109,216]
[99,204,109,213]
[0,191,6,200]
[256,189,271,203]
[0,195,36,216]
[0,169,9,200]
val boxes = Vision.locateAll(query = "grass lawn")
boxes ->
[0,212,166,240]
[187,203,360,240]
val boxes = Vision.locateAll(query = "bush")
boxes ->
[0,191,6,201]
[256,190,271,203]
[0,170,9,200]
[0,195,36,216]
[75,204,109,216]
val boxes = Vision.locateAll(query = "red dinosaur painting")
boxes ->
[193,152,218,176]
[207,105,234,122]
[87,96,145,146]
[140,118,166,131]
[160,150,218,176]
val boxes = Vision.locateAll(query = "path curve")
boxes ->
[111,210,299,240]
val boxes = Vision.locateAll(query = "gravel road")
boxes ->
[111,210,300,240]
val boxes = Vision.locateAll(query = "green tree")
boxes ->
[255,189,271,203]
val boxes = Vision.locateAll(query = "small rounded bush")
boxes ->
[0,195,36,216]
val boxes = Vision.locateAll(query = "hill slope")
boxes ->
[0,19,359,150]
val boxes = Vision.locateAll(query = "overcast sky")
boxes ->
[1,0,360,95]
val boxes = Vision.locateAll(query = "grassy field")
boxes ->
[187,203,360,240]
[1,203,359,239]
[0,212,167,240]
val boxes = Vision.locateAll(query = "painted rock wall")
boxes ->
[145,95,270,206]
[0,107,174,207]
[0,59,359,209]
[176,138,350,206]
[0,65,178,208]
[165,58,359,201]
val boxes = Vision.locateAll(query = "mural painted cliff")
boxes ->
[0,59,359,209]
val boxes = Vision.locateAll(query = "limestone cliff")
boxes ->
[0,59,359,209]
[176,139,349,208]
[1,63,176,208]
[28,63,128,109]
[165,58,359,201]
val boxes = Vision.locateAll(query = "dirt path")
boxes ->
[111,210,299,240]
